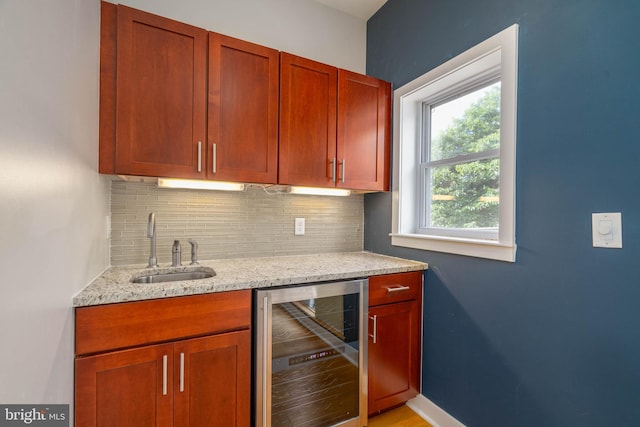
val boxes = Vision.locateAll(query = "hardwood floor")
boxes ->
[367,405,432,427]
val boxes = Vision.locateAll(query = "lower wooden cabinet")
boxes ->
[368,271,423,415]
[174,332,250,427]
[75,331,250,427]
[76,342,174,426]
[75,291,251,427]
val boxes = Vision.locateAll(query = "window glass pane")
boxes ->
[427,158,500,228]
[430,81,501,162]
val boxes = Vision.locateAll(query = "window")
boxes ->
[391,24,518,262]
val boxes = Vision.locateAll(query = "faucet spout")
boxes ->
[147,212,158,268]
[188,239,199,265]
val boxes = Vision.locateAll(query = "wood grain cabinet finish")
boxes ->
[208,33,280,184]
[100,2,391,190]
[279,53,338,187]
[173,333,251,427]
[337,70,391,191]
[75,343,174,427]
[100,2,207,178]
[75,291,251,427]
[279,52,391,191]
[367,271,423,415]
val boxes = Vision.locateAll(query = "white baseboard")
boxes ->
[406,394,466,427]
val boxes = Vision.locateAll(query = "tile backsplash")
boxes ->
[110,180,364,265]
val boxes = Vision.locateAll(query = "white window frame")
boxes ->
[418,77,502,240]
[391,24,518,262]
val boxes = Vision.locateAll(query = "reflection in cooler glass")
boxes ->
[255,279,367,427]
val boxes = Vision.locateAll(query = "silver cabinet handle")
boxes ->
[340,158,345,184]
[212,143,217,174]
[386,285,411,293]
[197,141,202,172]
[162,354,168,396]
[369,315,377,344]
[330,157,337,182]
[179,352,185,393]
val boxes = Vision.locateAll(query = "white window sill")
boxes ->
[390,233,517,262]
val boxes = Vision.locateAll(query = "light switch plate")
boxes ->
[592,212,622,248]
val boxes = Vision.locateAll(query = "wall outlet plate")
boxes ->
[294,218,305,236]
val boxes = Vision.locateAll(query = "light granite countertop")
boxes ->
[73,251,428,307]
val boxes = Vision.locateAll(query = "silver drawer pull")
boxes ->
[162,354,168,396]
[197,141,202,172]
[212,143,217,174]
[330,157,337,182]
[385,285,411,293]
[179,352,185,392]
[368,315,377,344]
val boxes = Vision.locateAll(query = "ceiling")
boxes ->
[314,0,388,20]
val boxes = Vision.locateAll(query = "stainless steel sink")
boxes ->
[131,268,215,284]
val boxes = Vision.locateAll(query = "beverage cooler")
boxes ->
[254,279,368,427]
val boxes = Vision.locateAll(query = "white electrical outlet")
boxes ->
[294,218,305,236]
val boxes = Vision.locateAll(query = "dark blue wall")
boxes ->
[365,1,640,425]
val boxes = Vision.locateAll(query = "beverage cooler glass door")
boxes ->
[255,279,368,427]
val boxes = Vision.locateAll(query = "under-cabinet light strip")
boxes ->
[157,178,245,191]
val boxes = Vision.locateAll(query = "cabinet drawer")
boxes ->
[368,271,423,306]
[75,290,251,356]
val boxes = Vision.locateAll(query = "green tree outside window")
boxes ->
[429,86,501,228]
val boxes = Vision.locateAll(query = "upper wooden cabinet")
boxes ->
[100,3,279,183]
[279,53,338,187]
[279,53,391,191]
[208,33,279,184]
[337,70,391,191]
[99,2,391,191]
[99,2,207,178]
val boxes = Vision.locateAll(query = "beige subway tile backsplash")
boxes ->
[110,181,364,265]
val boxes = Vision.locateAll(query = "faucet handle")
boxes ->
[171,240,182,267]
[147,212,158,268]
[188,239,199,265]
[147,212,156,238]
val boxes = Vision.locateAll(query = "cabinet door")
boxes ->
[279,53,337,187]
[337,70,391,191]
[114,5,207,178]
[174,330,251,427]
[368,301,421,415]
[75,343,174,427]
[208,33,279,184]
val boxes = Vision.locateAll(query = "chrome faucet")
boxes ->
[188,239,199,265]
[147,212,158,268]
[172,240,182,267]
